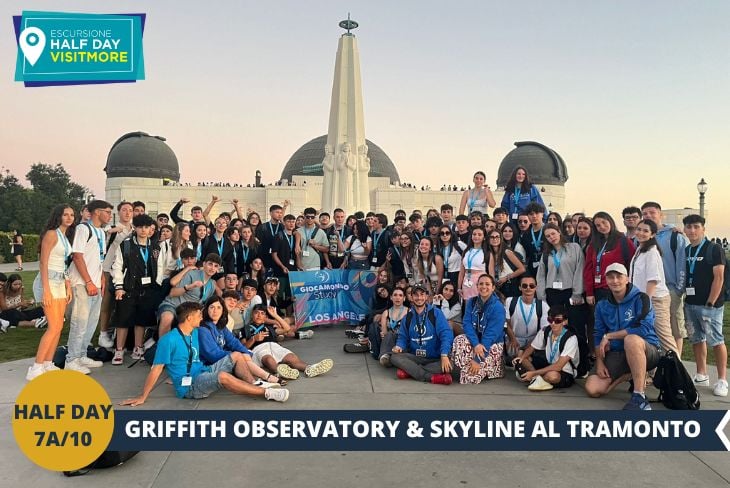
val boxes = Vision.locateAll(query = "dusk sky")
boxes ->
[2,1,729,235]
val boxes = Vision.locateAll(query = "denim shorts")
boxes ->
[32,270,67,301]
[185,354,234,399]
[684,304,725,347]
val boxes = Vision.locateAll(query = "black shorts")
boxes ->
[602,342,660,381]
[531,351,576,389]
[111,288,162,329]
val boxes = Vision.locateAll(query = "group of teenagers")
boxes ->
[18,164,728,410]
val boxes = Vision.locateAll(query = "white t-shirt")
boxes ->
[530,329,579,377]
[345,235,372,260]
[102,225,133,273]
[505,297,550,348]
[69,223,105,288]
[441,241,467,273]
[239,295,262,328]
[629,247,669,298]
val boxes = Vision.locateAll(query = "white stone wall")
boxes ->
[106,176,566,220]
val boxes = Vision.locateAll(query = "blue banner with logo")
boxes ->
[13,10,145,87]
[289,270,377,328]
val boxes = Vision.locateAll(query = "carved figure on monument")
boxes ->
[321,144,336,211]
[338,142,356,211]
[357,144,371,211]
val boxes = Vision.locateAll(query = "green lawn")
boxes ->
[1,270,729,365]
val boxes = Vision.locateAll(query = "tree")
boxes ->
[0,163,89,233]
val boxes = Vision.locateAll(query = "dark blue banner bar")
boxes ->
[108,410,730,451]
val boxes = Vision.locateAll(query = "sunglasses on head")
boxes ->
[547,316,565,324]
[520,283,536,289]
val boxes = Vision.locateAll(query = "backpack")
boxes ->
[541,325,591,378]
[702,242,730,302]
[653,350,700,410]
[63,451,139,476]
[508,297,543,324]
[403,307,437,330]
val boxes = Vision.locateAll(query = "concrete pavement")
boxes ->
[1,326,728,487]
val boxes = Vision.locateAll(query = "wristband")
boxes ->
[85,280,92,284]
[706,301,715,308]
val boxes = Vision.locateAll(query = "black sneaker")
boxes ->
[343,343,369,353]
[345,329,365,339]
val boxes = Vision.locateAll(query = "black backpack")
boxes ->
[541,325,591,378]
[508,297,543,324]
[653,350,701,410]
[63,451,139,476]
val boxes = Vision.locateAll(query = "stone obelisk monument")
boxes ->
[321,16,370,215]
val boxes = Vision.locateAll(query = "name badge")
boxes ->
[464,279,473,288]
[594,276,602,284]
[372,257,378,264]
[532,262,540,268]
[181,376,192,387]
[686,287,696,296]
[289,259,295,266]
[415,349,427,358]
[512,213,518,219]
[552,281,563,289]
[302,250,310,257]
[141,277,152,285]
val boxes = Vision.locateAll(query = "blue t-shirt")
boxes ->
[153,328,206,398]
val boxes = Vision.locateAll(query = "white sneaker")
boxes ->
[98,330,114,349]
[693,374,710,387]
[527,375,554,391]
[26,364,45,381]
[78,356,103,368]
[131,346,145,360]
[304,358,333,378]
[34,316,48,329]
[297,329,314,339]
[253,379,281,389]
[65,358,91,374]
[264,388,290,402]
[713,379,728,397]
[1,318,11,333]
[112,349,125,366]
[44,362,60,372]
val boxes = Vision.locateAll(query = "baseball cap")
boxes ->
[605,263,628,276]
[412,283,430,294]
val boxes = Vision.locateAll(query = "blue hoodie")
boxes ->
[655,225,688,293]
[594,284,659,351]
[198,320,252,365]
[462,293,506,349]
[396,304,454,358]
[500,185,546,223]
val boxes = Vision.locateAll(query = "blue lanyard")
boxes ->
[442,244,452,264]
[305,226,316,247]
[468,189,480,210]
[551,248,563,273]
[214,235,224,256]
[201,279,213,301]
[242,245,250,263]
[57,229,71,269]
[372,231,382,250]
[196,242,202,261]
[232,246,238,265]
[530,227,543,251]
[414,309,428,345]
[394,246,401,260]
[268,222,280,236]
[548,329,567,363]
[513,188,522,205]
[595,242,608,274]
[285,234,294,252]
[518,297,535,330]
[687,238,707,286]
[90,225,105,260]
[466,248,482,269]
[138,240,149,275]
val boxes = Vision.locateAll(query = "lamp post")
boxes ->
[697,178,708,219]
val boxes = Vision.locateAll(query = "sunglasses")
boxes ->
[440,231,451,236]
[520,283,537,289]
[489,235,501,239]
[305,215,316,219]
[547,317,565,324]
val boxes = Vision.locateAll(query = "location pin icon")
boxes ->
[19,27,46,66]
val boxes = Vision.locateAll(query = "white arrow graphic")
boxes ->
[714,410,730,451]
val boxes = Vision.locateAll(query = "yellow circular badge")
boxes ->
[12,370,114,471]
